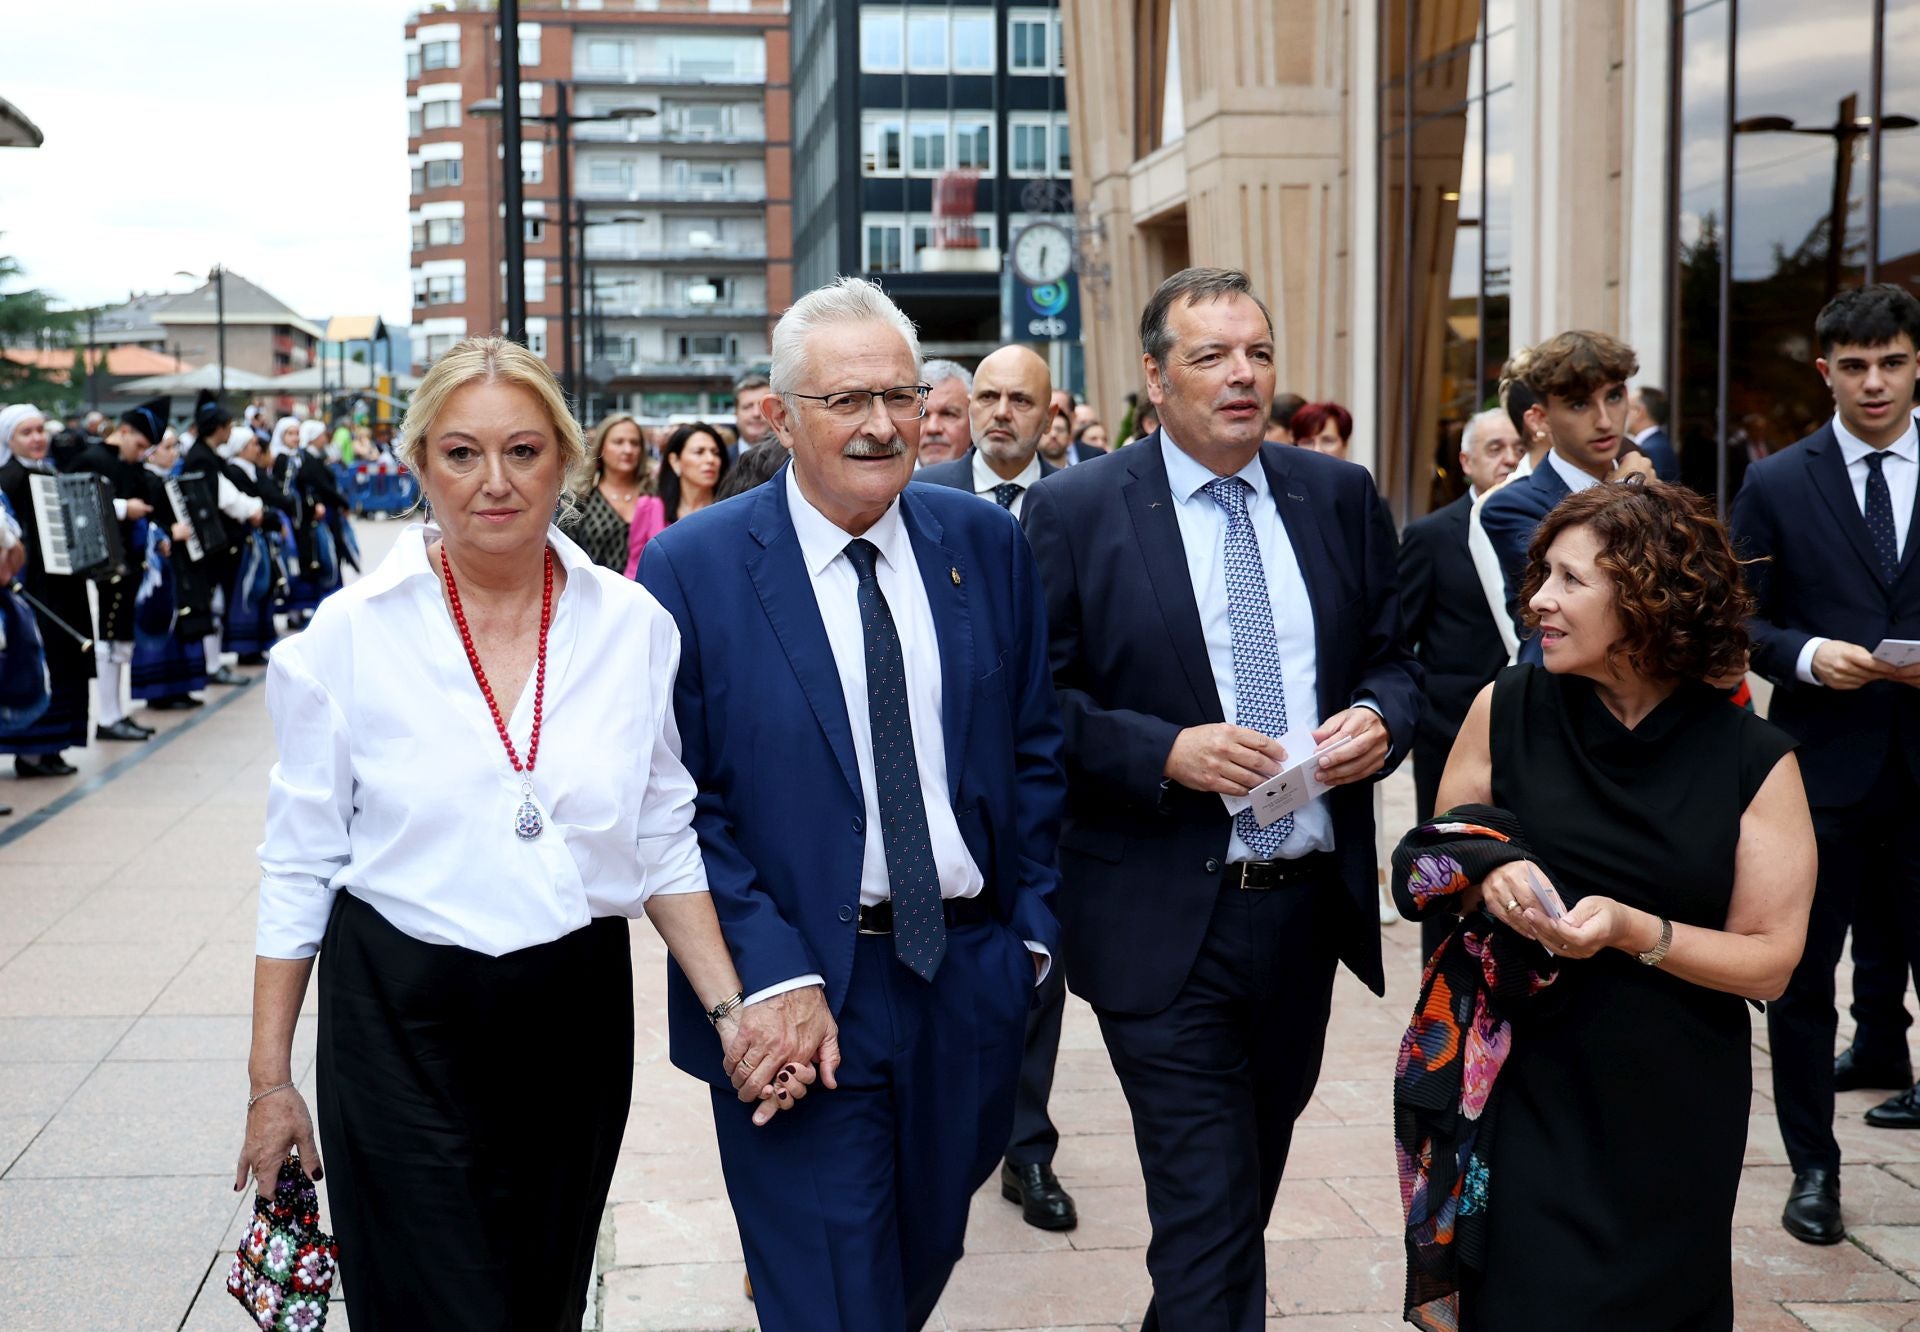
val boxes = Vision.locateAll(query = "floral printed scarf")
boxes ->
[1390,804,1561,1332]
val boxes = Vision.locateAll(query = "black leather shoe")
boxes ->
[208,665,246,686]
[1836,1044,1913,1092]
[145,695,203,711]
[237,653,268,666]
[1782,1168,1845,1245]
[95,719,152,743]
[1865,1085,1920,1129]
[1001,1161,1078,1232]
[15,754,77,778]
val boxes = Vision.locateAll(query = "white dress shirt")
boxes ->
[754,468,1044,1001]
[255,524,708,959]
[1544,447,1603,496]
[1160,433,1336,861]
[968,449,1042,519]
[1795,412,1920,685]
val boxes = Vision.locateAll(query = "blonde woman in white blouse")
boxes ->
[234,338,814,1329]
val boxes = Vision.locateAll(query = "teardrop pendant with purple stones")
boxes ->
[515,781,544,840]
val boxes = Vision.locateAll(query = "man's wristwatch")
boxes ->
[705,992,744,1025]
[1636,916,1673,967]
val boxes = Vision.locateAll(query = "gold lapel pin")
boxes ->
[950,567,962,586]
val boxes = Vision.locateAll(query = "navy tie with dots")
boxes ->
[1202,476,1293,855]
[843,539,947,980]
[1865,452,1899,582]
[992,482,1024,510]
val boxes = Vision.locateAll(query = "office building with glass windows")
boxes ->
[791,0,1076,368]
[403,0,791,421]
[1064,0,1916,519]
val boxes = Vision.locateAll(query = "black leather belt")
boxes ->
[857,897,993,934]
[1221,853,1338,890]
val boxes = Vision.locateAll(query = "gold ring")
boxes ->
[736,1058,752,1073]
[1505,899,1520,914]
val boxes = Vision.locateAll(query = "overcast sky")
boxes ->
[2,0,419,326]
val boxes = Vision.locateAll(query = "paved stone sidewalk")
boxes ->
[3,520,1920,1329]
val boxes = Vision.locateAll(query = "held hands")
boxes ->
[234,1084,321,1199]
[1812,640,1896,691]
[719,986,842,1126]
[1311,708,1390,787]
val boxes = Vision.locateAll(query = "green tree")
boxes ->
[0,252,77,407]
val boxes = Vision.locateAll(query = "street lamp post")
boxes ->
[500,0,527,344]
[471,90,654,410]
[1733,98,1919,294]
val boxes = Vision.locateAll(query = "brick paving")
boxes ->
[2,520,1920,1328]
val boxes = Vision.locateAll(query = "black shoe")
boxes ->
[0,803,11,816]
[1865,1085,1920,1129]
[1001,1161,1078,1232]
[1782,1168,1845,1245]
[1836,1044,1912,1093]
[143,697,188,712]
[15,754,77,778]
[208,665,246,686]
[237,653,268,666]
[95,718,153,743]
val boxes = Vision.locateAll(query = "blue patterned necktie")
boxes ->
[843,539,947,980]
[992,482,1023,510]
[1202,476,1292,855]
[1865,452,1899,582]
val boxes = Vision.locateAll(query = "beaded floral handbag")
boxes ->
[226,1152,339,1331]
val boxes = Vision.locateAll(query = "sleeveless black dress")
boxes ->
[1460,664,1795,1331]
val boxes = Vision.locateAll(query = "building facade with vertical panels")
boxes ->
[791,0,1074,368]
[404,0,792,421]
[1063,0,1918,522]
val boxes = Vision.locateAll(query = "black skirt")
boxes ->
[316,892,634,1331]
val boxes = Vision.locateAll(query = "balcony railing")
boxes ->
[571,68,766,88]
[574,183,767,205]
[593,359,753,381]
[581,246,769,265]
[591,302,769,321]
[572,122,767,147]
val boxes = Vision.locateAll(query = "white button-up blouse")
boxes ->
[254,524,708,960]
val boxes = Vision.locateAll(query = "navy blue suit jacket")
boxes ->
[1020,433,1422,1007]
[638,465,1066,1088]
[914,447,1059,493]
[1640,427,1679,483]
[1730,423,1920,807]
[1478,458,1575,664]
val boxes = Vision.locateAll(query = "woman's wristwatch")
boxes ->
[1636,916,1673,967]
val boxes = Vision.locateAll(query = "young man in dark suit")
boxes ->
[1021,268,1421,1329]
[1733,283,1920,1246]
[1396,406,1526,954]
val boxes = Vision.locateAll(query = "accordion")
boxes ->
[27,471,125,579]
[165,471,231,563]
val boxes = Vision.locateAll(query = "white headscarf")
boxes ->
[0,403,43,469]
[273,416,302,458]
[299,420,328,451]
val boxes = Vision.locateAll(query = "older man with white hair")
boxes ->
[638,276,1065,1331]
[917,358,973,466]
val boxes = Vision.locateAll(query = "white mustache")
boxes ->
[843,437,904,459]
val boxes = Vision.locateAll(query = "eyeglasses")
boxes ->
[783,384,931,421]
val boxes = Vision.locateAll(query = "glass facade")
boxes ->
[1378,0,1515,519]
[1673,0,1913,507]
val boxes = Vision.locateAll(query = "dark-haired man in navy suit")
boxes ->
[1022,268,1420,1330]
[1733,283,1920,1247]
[640,277,1062,1331]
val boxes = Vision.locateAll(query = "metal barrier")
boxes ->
[332,461,420,518]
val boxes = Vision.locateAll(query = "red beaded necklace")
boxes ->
[439,542,553,840]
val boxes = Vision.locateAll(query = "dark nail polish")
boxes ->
[777,1089,789,1099]
[312,1168,323,1181]
[777,1070,791,1083]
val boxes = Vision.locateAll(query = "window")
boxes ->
[679,334,737,360]
[953,12,994,71]
[425,159,462,189]
[669,102,729,135]
[524,260,546,304]
[415,273,466,305]
[407,50,421,81]
[954,117,992,171]
[864,222,904,273]
[1053,13,1066,70]
[586,38,626,73]
[424,332,457,363]
[420,40,459,71]
[519,27,541,67]
[909,120,947,174]
[588,158,632,188]
[422,99,459,130]
[408,107,422,138]
[521,143,544,185]
[675,160,734,189]
[862,116,903,174]
[1011,122,1050,175]
[412,222,426,251]
[1054,121,1072,175]
[595,335,636,363]
[680,275,734,306]
[411,165,425,194]
[1010,16,1049,71]
[907,12,948,71]
[416,218,463,248]
[860,8,903,72]
[527,324,547,357]
[524,218,545,243]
